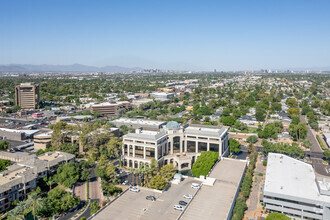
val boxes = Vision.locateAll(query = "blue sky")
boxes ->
[1,0,330,70]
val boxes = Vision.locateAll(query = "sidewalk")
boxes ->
[244,156,266,220]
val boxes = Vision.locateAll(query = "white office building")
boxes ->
[263,153,330,220]
[121,122,229,170]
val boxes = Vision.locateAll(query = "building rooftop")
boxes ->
[184,124,227,138]
[91,101,130,107]
[112,118,166,126]
[181,158,247,220]
[123,129,167,142]
[264,153,330,204]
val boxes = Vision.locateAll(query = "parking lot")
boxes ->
[94,178,200,220]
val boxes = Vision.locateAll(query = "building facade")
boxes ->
[263,153,330,220]
[15,83,39,109]
[90,101,131,115]
[0,151,75,213]
[121,122,229,171]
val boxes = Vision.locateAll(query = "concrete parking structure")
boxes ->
[181,158,247,220]
[93,178,200,220]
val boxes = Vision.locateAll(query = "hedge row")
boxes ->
[231,151,258,220]
[191,151,219,178]
[316,135,326,150]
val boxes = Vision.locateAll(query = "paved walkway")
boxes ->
[75,181,87,201]
[245,156,265,220]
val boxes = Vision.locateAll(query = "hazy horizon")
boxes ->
[1,0,330,71]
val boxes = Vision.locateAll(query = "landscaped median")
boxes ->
[231,150,258,220]
[316,135,326,150]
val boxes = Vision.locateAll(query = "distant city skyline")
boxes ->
[1,0,330,71]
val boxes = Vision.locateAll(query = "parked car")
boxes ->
[122,180,128,185]
[183,194,193,199]
[191,183,200,189]
[173,205,184,211]
[146,196,156,201]
[129,187,140,192]
[179,201,187,206]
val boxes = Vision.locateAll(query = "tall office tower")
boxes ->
[15,83,40,109]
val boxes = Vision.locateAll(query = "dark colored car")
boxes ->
[179,201,187,206]
[146,196,156,201]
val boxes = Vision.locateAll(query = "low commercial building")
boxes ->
[263,153,330,220]
[34,131,52,150]
[0,128,39,141]
[0,151,74,212]
[112,118,166,131]
[151,92,174,100]
[121,121,229,170]
[90,101,131,115]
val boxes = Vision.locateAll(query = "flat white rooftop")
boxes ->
[113,118,166,126]
[264,153,330,204]
[181,158,246,220]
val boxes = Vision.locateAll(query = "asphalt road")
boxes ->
[301,115,323,154]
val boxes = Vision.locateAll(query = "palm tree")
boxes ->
[46,177,55,191]
[26,192,43,220]
[7,201,26,220]
[130,168,136,186]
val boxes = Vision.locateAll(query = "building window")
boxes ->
[198,137,207,140]
[135,146,144,158]
[158,145,163,159]
[187,141,196,153]
[145,147,155,159]
[198,142,207,152]
[173,136,180,153]
[146,142,155,145]
[187,136,196,139]
[124,144,128,155]
[209,143,219,152]
[129,145,133,156]
[136,141,144,144]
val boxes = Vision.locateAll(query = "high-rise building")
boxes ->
[15,83,39,109]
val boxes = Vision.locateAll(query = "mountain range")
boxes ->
[0,64,143,72]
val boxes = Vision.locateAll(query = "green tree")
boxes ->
[255,107,266,121]
[160,164,175,181]
[229,138,241,154]
[247,135,258,144]
[90,201,100,215]
[54,162,79,188]
[150,158,159,176]
[221,116,236,126]
[150,175,168,190]
[0,140,9,150]
[0,159,11,172]
[265,212,290,220]
[287,107,300,118]
[286,98,298,108]
[26,192,43,220]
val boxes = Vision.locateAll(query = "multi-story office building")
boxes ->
[263,153,330,220]
[15,83,39,109]
[121,121,229,170]
[0,151,74,212]
[90,101,131,115]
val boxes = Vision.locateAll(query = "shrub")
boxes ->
[191,151,219,178]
